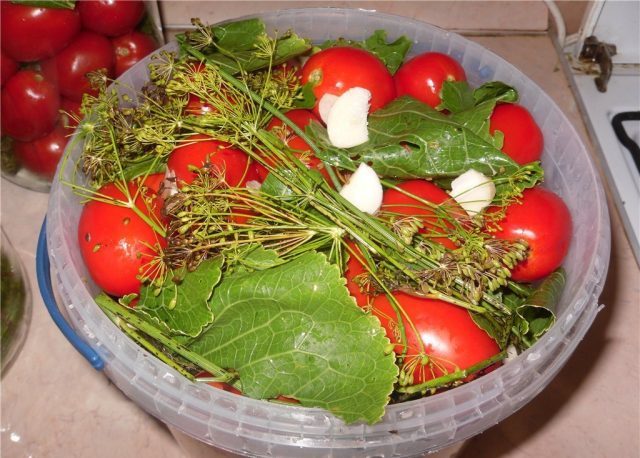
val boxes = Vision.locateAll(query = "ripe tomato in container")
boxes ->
[381,179,466,250]
[167,134,254,187]
[78,177,166,297]
[112,32,158,77]
[343,240,377,307]
[487,186,572,282]
[77,0,145,37]
[12,122,68,180]
[41,31,115,102]
[301,47,396,118]
[489,103,544,165]
[371,292,500,385]
[1,51,18,87]
[394,52,467,108]
[1,70,60,142]
[0,2,81,62]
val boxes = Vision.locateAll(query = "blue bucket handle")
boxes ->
[36,219,104,370]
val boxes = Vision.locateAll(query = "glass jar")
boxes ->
[1,227,32,376]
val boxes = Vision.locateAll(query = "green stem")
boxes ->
[396,350,506,394]
[183,45,343,190]
[106,309,195,380]
[95,293,233,382]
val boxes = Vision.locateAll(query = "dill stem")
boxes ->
[184,46,343,189]
[95,293,233,382]
[396,350,506,394]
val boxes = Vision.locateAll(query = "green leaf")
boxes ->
[437,80,475,113]
[178,18,312,75]
[11,0,75,9]
[310,96,520,179]
[225,244,286,274]
[136,257,223,337]
[473,81,519,105]
[206,34,312,75]
[515,268,563,347]
[260,169,295,197]
[212,18,266,51]
[361,30,413,74]
[293,81,316,109]
[470,311,512,350]
[188,251,398,424]
[122,156,167,181]
[449,81,518,148]
[320,30,412,74]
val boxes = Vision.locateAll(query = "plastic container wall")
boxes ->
[45,8,610,457]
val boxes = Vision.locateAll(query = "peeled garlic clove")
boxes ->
[318,93,339,124]
[449,169,496,216]
[326,87,371,148]
[339,162,383,215]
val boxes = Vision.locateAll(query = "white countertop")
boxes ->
[1,32,639,458]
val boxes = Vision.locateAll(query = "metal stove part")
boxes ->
[579,35,617,92]
[570,72,640,265]
[611,111,640,173]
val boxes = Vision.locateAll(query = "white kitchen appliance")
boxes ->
[566,0,640,264]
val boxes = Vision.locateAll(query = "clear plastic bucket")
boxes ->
[43,8,610,457]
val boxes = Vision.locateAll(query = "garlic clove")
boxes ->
[326,87,371,148]
[449,169,496,216]
[339,162,383,215]
[318,93,339,124]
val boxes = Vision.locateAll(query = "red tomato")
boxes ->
[112,32,158,77]
[0,2,81,62]
[182,62,237,116]
[274,58,303,81]
[1,70,60,141]
[489,103,544,165]
[301,47,396,118]
[258,109,330,182]
[372,292,500,385]
[381,180,465,250]
[1,50,18,87]
[207,381,243,395]
[487,187,572,282]
[77,0,145,37]
[78,179,165,297]
[266,109,319,152]
[185,94,215,116]
[343,240,376,307]
[167,134,253,187]
[137,173,167,224]
[394,52,467,108]
[41,31,115,102]
[60,97,83,132]
[12,121,68,179]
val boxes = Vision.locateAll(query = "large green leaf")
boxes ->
[449,81,519,147]
[309,96,520,179]
[178,18,312,75]
[136,257,223,337]
[211,18,266,51]
[188,251,398,424]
